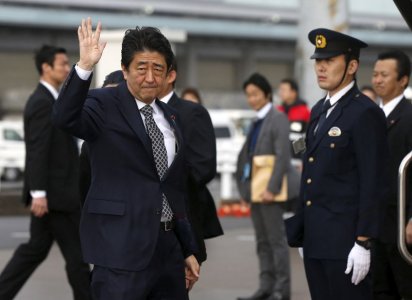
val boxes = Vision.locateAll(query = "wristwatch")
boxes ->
[355,239,372,250]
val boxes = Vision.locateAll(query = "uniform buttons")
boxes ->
[308,157,314,163]
[306,200,312,206]
[306,178,312,184]
[330,143,335,148]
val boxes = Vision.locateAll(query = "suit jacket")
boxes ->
[380,97,412,243]
[23,83,81,212]
[168,93,223,263]
[236,106,295,201]
[53,69,197,271]
[287,85,388,259]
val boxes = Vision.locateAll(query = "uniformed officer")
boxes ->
[285,28,388,300]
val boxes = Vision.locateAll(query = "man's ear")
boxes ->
[121,65,127,80]
[42,62,52,74]
[400,75,409,89]
[167,70,177,85]
[348,59,359,76]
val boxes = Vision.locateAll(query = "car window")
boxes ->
[214,126,231,138]
[3,129,23,141]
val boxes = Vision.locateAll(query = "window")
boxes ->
[3,129,23,141]
[214,126,232,138]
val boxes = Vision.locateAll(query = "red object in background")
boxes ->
[218,204,232,217]
[218,202,250,217]
[277,102,311,125]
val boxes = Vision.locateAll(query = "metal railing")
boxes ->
[398,150,412,265]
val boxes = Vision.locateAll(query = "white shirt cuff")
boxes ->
[75,65,93,80]
[30,190,47,198]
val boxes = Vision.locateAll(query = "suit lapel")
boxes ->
[306,99,324,144]
[386,97,407,129]
[38,84,55,104]
[39,83,79,152]
[156,99,182,179]
[115,82,153,158]
[167,93,179,108]
[156,99,182,152]
[307,87,357,154]
[254,107,273,151]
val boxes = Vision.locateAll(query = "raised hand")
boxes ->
[77,17,106,70]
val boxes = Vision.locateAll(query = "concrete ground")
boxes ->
[0,216,310,300]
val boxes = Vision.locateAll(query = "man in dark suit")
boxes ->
[0,45,91,299]
[53,18,199,299]
[158,60,223,270]
[285,28,388,300]
[371,50,412,299]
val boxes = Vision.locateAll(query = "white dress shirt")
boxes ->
[257,102,273,119]
[135,99,176,167]
[325,80,355,117]
[40,80,59,100]
[379,94,404,117]
[159,91,174,104]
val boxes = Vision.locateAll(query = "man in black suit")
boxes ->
[371,50,412,299]
[0,45,91,299]
[158,60,223,270]
[53,18,199,299]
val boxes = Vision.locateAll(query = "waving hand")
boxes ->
[77,17,106,71]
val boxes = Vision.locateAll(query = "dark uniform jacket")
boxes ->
[286,85,388,260]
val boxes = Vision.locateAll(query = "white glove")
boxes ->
[344,243,370,285]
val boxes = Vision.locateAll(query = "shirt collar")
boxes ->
[40,80,59,100]
[379,93,404,117]
[159,91,174,104]
[135,98,161,115]
[256,102,272,119]
[326,81,355,106]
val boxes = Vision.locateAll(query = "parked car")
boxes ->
[0,120,25,181]
[208,109,255,173]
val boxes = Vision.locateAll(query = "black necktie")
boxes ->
[140,105,173,221]
[315,99,332,135]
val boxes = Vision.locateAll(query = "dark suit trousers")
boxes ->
[372,240,412,300]
[0,211,90,300]
[304,257,372,300]
[90,229,187,300]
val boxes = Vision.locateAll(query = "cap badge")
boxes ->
[316,35,327,48]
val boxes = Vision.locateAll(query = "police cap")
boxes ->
[308,28,368,60]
